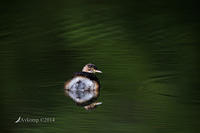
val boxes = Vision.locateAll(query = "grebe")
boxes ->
[64,64,102,110]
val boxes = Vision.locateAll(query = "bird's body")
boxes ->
[65,72,100,105]
[64,64,102,110]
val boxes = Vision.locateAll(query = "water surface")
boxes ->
[0,0,200,133]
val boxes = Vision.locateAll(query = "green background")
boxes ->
[0,0,199,133]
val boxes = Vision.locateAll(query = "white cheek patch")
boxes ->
[65,76,98,103]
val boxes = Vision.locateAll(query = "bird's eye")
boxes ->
[87,65,92,68]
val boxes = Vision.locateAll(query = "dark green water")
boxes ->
[1,0,200,133]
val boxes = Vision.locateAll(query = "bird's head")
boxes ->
[82,63,102,73]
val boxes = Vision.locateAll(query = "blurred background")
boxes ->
[0,0,199,133]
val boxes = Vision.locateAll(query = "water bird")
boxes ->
[64,63,102,110]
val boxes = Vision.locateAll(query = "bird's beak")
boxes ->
[94,70,102,73]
